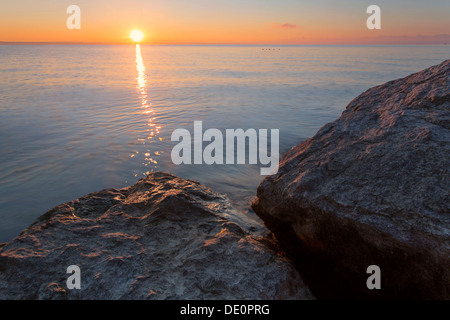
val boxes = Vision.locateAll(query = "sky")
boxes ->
[0,0,449,44]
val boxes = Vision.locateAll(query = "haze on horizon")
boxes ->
[0,0,449,45]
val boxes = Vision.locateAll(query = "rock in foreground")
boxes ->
[0,172,313,300]
[252,60,450,299]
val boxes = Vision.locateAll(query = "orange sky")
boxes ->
[0,1,449,44]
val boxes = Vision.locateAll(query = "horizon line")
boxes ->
[1,41,449,46]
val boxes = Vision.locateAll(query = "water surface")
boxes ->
[1,44,449,242]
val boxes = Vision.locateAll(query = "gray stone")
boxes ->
[252,59,450,299]
[0,172,313,300]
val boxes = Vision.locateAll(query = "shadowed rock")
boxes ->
[0,172,313,300]
[252,59,450,299]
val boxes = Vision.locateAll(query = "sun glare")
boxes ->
[130,29,144,43]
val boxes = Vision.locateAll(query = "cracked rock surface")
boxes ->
[0,172,313,300]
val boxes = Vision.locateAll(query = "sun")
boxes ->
[130,29,144,43]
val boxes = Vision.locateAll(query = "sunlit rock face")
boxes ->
[0,172,313,300]
[252,60,450,299]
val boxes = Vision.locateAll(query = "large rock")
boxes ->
[252,60,450,299]
[0,172,313,300]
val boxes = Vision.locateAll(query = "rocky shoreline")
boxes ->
[0,60,449,299]
[0,172,313,299]
[252,59,450,299]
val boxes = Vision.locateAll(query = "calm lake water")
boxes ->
[0,44,449,242]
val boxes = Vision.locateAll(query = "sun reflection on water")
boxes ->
[136,44,147,95]
[133,44,163,177]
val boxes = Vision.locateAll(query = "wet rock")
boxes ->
[0,172,313,300]
[252,59,450,299]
